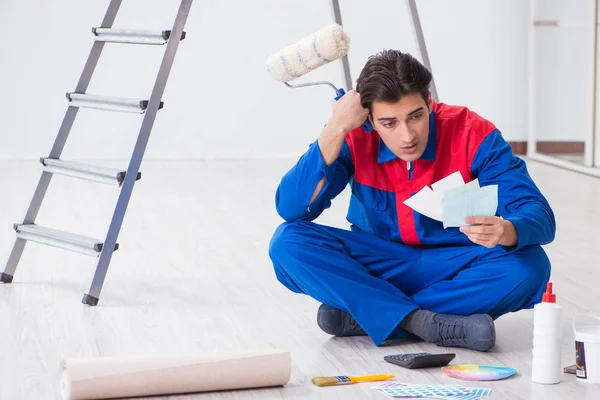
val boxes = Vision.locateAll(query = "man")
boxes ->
[268,50,555,352]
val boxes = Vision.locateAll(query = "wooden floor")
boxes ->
[0,157,599,399]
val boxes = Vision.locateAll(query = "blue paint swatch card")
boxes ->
[441,179,498,228]
[372,381,492,399]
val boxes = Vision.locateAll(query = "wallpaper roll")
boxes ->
[60,349,292,400]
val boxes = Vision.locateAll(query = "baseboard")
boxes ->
[508,142,528,155]
[508,141,585,155]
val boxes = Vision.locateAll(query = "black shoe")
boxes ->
[428,313,496,352]
[316,304,367,337]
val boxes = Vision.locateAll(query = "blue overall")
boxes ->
[269,102,555,345]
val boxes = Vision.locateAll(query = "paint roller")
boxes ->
[265,24,373,132]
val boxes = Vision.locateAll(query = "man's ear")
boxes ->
[427,91,433,111]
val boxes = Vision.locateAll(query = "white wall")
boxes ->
[533,0,591,141]
[343,0,530,143]
[0,0,531,160]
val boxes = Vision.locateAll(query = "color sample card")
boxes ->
[372,382,491,399]
[442,364,518,381]
[450,394,489,400]
[402,171,499,229]
[373,382,472,397]
[441,181,498,228]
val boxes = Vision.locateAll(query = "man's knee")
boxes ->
[494,245,551,313]
[268,220,311,263]
[511,245,551,288]
[269,222,301,291]
[269,220,318,293]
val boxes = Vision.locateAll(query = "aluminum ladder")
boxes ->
[0,0,193,306]
[330,0,438,101]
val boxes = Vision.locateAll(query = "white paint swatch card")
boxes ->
[431,171,465,193]
[403,185,443,221]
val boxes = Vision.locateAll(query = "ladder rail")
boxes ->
[84,0,194,305]
[405,0,438,102]
[329,0,353,91]
[1,0,123,280]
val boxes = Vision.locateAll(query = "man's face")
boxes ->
[369,92,432,162]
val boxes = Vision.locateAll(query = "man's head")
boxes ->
[356,50,433,162]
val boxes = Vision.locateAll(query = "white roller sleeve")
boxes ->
[266,24,350,82]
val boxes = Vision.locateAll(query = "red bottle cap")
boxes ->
[542,282,556,303]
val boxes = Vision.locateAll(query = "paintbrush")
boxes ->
[312,374,395,387]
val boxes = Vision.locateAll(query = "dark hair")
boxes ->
[356,50,432,111]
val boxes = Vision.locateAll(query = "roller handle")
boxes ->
[334,88,373,133]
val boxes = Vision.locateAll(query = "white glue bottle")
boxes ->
[532,282,563,384]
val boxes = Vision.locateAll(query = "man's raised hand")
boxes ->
[327,90,370,135]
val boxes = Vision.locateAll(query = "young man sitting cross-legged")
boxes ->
[268,50,555,352]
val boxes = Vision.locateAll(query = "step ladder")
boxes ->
[328,0,438,102]
[0,0,194,306]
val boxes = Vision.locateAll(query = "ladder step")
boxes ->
[66,93,164,114]
[14,224,118,257]
[40,158,141,186]
[92,27,186,45]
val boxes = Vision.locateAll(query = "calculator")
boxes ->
[384,352,456,369]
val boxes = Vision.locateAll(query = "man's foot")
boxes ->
[316,304,367,337]
[428,313,495,352]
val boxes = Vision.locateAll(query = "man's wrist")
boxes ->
[323,120,350,139]
[318,123,349,166]
[499,219,518,247]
